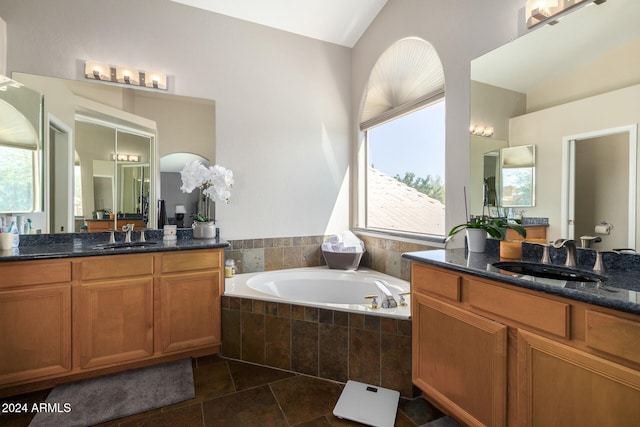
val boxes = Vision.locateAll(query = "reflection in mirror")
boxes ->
[470,0,640,250]
[481,145,536,213]
[0,75,42,213]
[483,150,500,207]
[160,153,208,228]
[565,127,636,251]
[501,145,535,207]
[76,117,153,231]
[13,72,216,233]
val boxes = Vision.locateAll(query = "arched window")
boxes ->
[358,38,446,238]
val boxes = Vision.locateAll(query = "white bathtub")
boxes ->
[224,266,411,319]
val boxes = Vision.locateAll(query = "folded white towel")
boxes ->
[323,231,365,253]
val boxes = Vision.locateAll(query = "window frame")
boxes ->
[355,94,447,245]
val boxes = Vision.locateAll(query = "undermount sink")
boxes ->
[492,261,607,283]
[93,241,157,250]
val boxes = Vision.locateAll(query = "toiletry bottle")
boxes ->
[225,259,236,278]
[8,216,19,248]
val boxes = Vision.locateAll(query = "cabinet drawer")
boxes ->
[412,264,461,301]
[468,280,570,338]
[161,249,221,274]
[80,254,153,281]
[586,310,640,365]
[0,260,71,288]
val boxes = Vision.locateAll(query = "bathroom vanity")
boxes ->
[404,248,640,427]
[0,233,228,397]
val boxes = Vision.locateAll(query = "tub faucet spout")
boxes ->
[374,280,398,308]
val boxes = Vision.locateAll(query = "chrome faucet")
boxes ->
[528,241,552,264]
[553,239,577,267]
[374,280,398,308]
[123,224,133,243]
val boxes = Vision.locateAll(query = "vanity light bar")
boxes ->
[111,153,141,162]
[84,61,167,90]
[526,0,605,28]
[470,124,494,137]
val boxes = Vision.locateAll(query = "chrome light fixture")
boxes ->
[84,61,167,90]
[525,0,605,28]
[84,61,111,81]
[470,124,494,137]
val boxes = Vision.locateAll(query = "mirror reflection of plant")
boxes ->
[447,217,526,241]
[92,208,112,214]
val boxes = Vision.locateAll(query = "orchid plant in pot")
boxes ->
[180,160,234,239]
[447,217,526,253]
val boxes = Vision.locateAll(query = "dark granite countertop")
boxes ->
[403,244,640,316]
[0,229,229,262]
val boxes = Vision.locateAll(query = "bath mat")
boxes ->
[29,358,194,427]
[333,380,399,427]
[421,415,462,427]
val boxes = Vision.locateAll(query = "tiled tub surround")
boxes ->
[224,233,436,280]
[221,294,416,398]
[221,234,434,398]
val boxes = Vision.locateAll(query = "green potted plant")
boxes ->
[447,217,526,253]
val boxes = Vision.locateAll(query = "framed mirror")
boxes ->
[500,145,535,208]
[11,72,215,233]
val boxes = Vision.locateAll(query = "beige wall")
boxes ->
[527,39,640,112]
[351,0,521,244]
[2,0,523,242]
[0,0,353,240]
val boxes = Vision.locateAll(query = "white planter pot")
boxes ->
[466,228,487,253]
[95,211,104,220]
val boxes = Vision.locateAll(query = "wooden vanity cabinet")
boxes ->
[411,262,640,427]
[506,225,546,241]
[412,265,507,427]
[0,260,72,386]
[77,254,154,369]
[85,218,147,232]
[156,250,223,353]
[0,247,224,396]
[413,292,507,427]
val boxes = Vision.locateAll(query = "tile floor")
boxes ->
[1,355,445,427]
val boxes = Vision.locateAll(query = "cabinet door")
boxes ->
[158,271,221,353]
[518,329,640,427]
[0,285,71,385]
[413,293,507,427]
[79,278,153,369]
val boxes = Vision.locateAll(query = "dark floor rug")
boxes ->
[29,358,194,427]
[421,416,462,427]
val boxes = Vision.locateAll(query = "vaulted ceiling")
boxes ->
[170,0,388,47]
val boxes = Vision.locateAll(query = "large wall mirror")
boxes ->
[470,0,640,251]
[9,72,215,233]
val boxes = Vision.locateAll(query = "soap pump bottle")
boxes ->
[8,216,19,247]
